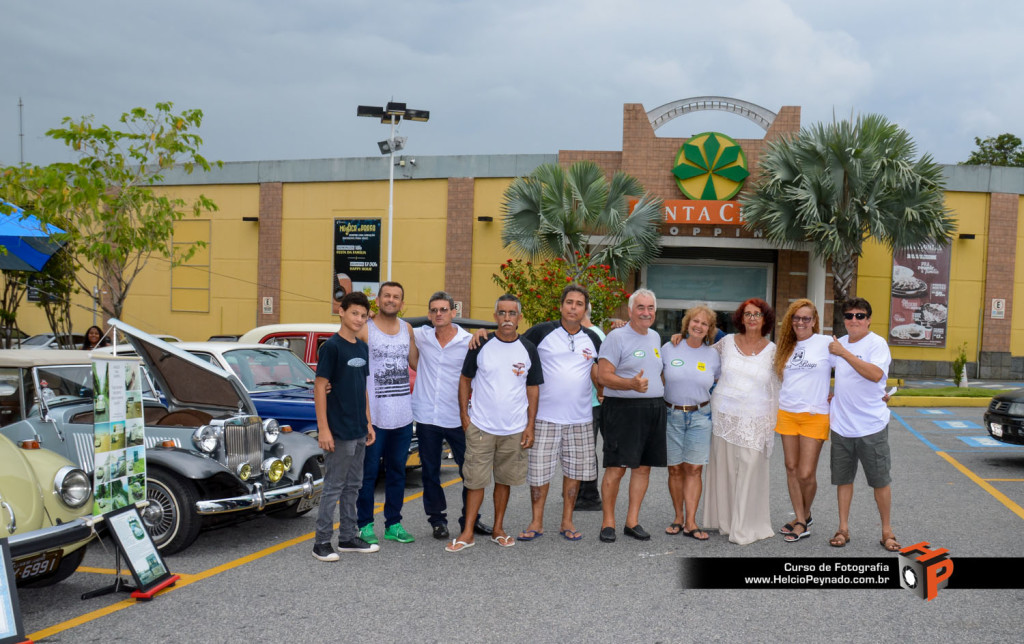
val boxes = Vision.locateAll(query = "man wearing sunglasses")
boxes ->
[409,291,493,541]
[827,297,899,552]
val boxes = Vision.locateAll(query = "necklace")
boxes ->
[736,334,765,356]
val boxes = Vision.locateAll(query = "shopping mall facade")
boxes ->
[16,97,1024,379]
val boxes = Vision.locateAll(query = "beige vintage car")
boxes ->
[1,431,94,586]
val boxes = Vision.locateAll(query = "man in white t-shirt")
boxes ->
[827,297,899,552]
[445,295,543,552]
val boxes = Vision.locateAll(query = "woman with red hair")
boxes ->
[702,298,778,545]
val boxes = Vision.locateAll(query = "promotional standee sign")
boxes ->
[104,506,174,594]
[332,219,382,314]
[889,242,951,348]
[0,539,27,644]
[92,358,146,516]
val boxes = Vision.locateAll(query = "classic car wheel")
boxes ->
[18,545,88,588]
[144,470,202,555]
[269,459,321,519]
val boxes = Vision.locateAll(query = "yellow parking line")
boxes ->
[938,451,1024,521]
[983,478,1024,482]
[30,476,464,641]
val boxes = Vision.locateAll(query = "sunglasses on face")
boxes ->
[844,312,868,320]
[792,316,813,324]
[429,307,450,314]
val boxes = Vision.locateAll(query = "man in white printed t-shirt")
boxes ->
[827,297,899,552]
[517,284,602,542]
[445,294,543,553]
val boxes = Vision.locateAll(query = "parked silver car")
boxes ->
[0,319,324,555]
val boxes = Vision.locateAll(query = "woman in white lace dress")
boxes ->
[702,298,778,545]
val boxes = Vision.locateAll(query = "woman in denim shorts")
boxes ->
[661,305,720,539]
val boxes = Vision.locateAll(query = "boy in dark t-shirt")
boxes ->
[312,291,379,560]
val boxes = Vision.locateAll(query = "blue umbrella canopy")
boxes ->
[0,199,66,272]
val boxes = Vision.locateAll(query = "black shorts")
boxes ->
[600,397,667,468]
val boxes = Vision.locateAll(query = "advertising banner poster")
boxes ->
[332,219,382,314]
[889,242,951,347]
[0,539,27,644]
[92,357,147,516]
[105,506,173,593]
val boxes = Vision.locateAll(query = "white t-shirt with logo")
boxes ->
[461,335,544,436]
[599,325,664,399]
[661,341,720,406]
[830,332,891,438]
[778,334,833,415]
[523,321,602,424]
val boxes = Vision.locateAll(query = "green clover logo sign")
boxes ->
[672,132,749,200]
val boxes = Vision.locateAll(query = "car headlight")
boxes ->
[192,425,221,453]
[54,466,91,508]
[282,454,293,471]
[262,458,285,483]
[237,463,252,481]
[263,418,281,444]
[1007,403,1024,416]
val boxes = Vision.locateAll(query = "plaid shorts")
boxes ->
[527,419,598,486]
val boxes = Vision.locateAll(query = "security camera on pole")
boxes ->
[356,102,430,282]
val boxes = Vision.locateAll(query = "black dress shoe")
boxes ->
[432,524,450,540]
[623,524,651,541]
[599,527,616,543]
[473,520,493,536]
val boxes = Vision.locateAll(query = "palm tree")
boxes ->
[741,113,956,334]
[500,161,663,279]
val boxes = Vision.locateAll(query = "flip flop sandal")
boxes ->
[445,539,475,553]
[682,528,710,540]
[518,529,543,541]
[491,535,516,548]
[665,523,684,535]
[829,531,850,547]
[880,535,901,552]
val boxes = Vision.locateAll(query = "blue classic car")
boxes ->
[0,320,325,555]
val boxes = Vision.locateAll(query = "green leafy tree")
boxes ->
[2,102,221,321]
[961,133,1024,167]
[0,270,29,348]
[492,252,629,326]
[740,113,956,333]
[500,161,664,279]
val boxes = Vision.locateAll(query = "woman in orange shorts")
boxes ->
[773,299,833,542]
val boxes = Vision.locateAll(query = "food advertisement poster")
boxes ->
[332,218,381,314]
[889,242,951,347]
[105,507,172,592]
[92,358,147,516]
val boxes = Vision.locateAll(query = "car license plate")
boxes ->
[14,549,62,581]
[296,491,320,513]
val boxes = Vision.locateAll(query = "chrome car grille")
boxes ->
[223,415,263,475]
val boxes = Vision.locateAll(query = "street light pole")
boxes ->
[356,101,429,284]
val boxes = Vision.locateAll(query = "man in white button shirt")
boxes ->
[409,291,492,541]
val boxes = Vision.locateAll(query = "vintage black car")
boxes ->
[0,319,324,555]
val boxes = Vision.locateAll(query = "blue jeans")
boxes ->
[417,423,470,529]
[357,423,414,528]
[314,437,365,544]
[666,407,712,466]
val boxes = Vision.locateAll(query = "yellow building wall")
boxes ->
[1012,194,1024,355]
[14,184,260,341]
[856,191,989,361]
[278,179,450,322]
[469,178,515,321]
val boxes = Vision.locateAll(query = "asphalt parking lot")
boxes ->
[15,405,1024,643]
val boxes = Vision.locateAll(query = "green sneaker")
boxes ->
[384,523,415,543]
[360,523,379,545]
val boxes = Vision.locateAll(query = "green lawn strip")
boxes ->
[893,387,1015,398]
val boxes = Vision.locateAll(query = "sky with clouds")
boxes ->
[1,0,1021,167]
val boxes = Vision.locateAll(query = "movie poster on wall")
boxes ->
[332,219,382,314]
[92,357,147,516]
[888,242,951,347]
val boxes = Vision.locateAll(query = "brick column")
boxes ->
[445,178,474,314]
[257,182,283,326]
[980,192,1018,377]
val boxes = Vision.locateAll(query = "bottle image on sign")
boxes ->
[672,132,749,200]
